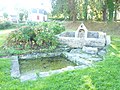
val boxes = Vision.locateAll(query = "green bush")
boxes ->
[48,17,65,21]
[5,21,65,50]
[38,21,65,35]
[27,21,39,26]
[0,21,12,29]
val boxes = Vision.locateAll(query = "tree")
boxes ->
[19,13,24,21]
[3,12,8,19]
[51,0,119,22]
[68,0,77,22]
[51,0,69,18]
[15,7,28,22]
[101,0,107,21]
[107,0,114,21]
[51,0,77,22]
[114,0,120,21]
[83,0,88,20]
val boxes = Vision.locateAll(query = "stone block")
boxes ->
[87,31,99,38]
[39,72,50,77]
[99,32,106,39]
[58,31,75,37]
[85,38,105,47]
[20,73,37,82]
[98,50,106,56]
[106,35,111,45]
[89,57,102,62]
[74,65,87,69]
[49,69,63,75]
[70,49,82,53]
[11,56,20,78]
[82,46,98,54]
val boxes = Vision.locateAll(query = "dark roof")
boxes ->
[31,8,47,15]
[39,9,47,15]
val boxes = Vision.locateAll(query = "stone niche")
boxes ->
[75,23,88,39]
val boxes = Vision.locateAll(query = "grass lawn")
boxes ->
[0,21,120,90]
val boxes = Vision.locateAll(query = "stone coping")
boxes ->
[11,49,104,82]
[56,30,110,48]
[11,55,89,82]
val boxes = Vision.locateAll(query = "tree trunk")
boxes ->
[114,9,117,21]
[107,0,114,21]
[102,4,107,21]
[83,0,88,20]
[68,0,77,22]
[114,0,119,21]
[72,13,76,22]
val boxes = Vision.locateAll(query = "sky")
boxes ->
[0,0,52,12]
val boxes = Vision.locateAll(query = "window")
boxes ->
[32,9,37,13]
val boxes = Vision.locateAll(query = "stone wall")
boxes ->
[11,49,103,82]
[57,36,85,48]
[57,32,106,48]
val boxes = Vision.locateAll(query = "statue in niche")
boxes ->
[77,29,85,38]
[75,23,88,38]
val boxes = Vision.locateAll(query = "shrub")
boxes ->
[38,21,65,35]
[48,21,65,34]
[6,26,35,49]
[27,21,38,26]
[5,21,65,50]
[0,21,12,30]
[34,25,58,48]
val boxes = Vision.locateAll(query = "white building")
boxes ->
[28,8,47,22]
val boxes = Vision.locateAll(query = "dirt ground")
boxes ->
[64,21,120,36]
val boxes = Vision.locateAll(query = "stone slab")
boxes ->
[82,46,98,54]
[11,56,20,78]
[20,73,37,82]
[106,35,111,45]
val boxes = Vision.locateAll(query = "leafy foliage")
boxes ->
[5,22,65,50]
[3,12,8,18]
[107,0,114,21]
[0,21,12,30]
[51,0,119,21]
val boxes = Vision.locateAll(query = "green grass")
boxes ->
[0,22,120,90]
[0,37,120,90]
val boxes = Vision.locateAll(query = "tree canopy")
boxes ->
[51,0,120,22]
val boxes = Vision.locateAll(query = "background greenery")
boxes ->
[51,0,120,22]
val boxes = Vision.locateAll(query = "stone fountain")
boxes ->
[57,23,111,54]
[11,23,111,82]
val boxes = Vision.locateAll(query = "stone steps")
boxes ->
[63,52,102,66]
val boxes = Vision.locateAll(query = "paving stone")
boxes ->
[11,56,20,78]
[89,58,102,62]
[39,72,50,77]
[82,46,98,54]
[49,69,63,75]
[74,65,88,69]
[98,50,106,57]
[106,35,111,45]
[20,73,37,82]
[70,49,82,53]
